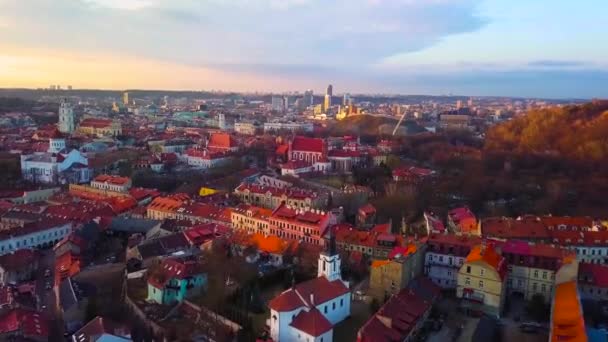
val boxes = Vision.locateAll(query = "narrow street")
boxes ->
[35,249,65,340]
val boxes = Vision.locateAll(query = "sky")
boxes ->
[0,0,607,98]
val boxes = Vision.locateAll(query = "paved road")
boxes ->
[35,249,66,340]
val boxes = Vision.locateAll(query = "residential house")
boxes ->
[501,240,573,303]
[230,204,273,235]
[268,236,350,342]
[447,207,479,235]
[234,183,328,210]
[578,263,608,301]
[457,243,507,318]
[357,277,441,342]
[72,316,132,342]
[90,174,132,192]
[268,204,333,246]
[146,258,206,305]
[356,204,376,229]
[184,148,235,169]
[369,244,424,302]
[230,231,298,267]
[0,249,39,285]
[334,224,404,260]
[424,233,482,289]
[146,194,190,220]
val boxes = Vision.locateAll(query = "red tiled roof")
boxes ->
[79,118,114,129]
[481,216,549,239]
[148,258,201,289]
[0,249,38,271]
[269,276,349,312]
[289,308,333,337]
[208,133,238,150]
[358,286,435,342]
[291,136,324,153]
[579,263,608,288]
[93,174,131,186]
[0,309,48,338]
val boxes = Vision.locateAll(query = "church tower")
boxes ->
[58,99,75,134]
[317,229,342,282]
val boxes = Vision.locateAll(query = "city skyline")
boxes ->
[1,0,607,98]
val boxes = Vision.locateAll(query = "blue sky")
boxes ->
[0,0,607,98]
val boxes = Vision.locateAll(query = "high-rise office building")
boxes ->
[304,89,314,106]
[456,100,463,109]
[324,94,331,112]
[326,84,333,97]
[271,96,285,112]
[123,92,129,105]
[343,93,351,106]
[467,98,474,108]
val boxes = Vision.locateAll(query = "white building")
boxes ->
[234,122,256,135]
[424,233,480,289]
[20,139,91,184]
[0,220,72,255]
[264,122,314,133]
[185,149,233,169]
[58,100,75,134]
[268,237,350,342]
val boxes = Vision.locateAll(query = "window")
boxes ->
[324,306,328,314]
[340,298,344,307]
[541,284,546,293]
[479,280,484,288]
[332,302,336,310]
[466,266,471,274]
[542,271,547,280]
[465,277,471,286]
[533,270,539,278]
[480,269,484,276]
[532,283,538,291]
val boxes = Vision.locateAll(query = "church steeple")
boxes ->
[58,98,75,134]
[317,227,342,282]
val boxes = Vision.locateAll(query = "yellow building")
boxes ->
[230,204,273,235]
[78,118,123,137]
[323,94,331,112]
[457,243,507,317]
[369,244,424,302]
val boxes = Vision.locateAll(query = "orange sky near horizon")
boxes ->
[0,46,298,91]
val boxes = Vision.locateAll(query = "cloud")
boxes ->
[0,0,487,68]
[527,60,589,68]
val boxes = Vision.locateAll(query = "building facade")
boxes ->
[456,243,507,318]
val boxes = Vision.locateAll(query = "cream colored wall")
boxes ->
[457,261,505,312]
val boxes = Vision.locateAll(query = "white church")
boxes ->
[20,100,91,184]
[268,234,351,342]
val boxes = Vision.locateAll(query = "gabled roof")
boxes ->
[465,244,507,280]
[578,263,608,288]
[291,136,324,153]
[148,258,202,289]
[73,316,131,341]
[268,276,349,312]
[289,308,333,337]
